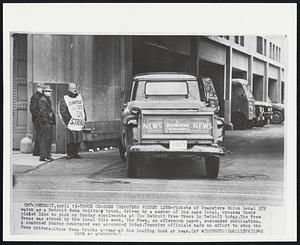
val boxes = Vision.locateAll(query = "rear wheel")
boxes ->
[231,113,248,130]
[127,152,138,178]
[270,110,284,124]
[205,156,220,179]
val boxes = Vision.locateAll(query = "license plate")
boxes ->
[169,140,187,150]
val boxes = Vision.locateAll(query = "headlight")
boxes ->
[260,107,264,113]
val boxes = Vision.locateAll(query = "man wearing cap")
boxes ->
[59,83,86,159]
[38,85,55,162]
[29,82,45,156]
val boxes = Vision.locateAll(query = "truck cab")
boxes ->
[119,73,225,179]
[231,79,256,130]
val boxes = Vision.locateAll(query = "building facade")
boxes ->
[12,34,286,151]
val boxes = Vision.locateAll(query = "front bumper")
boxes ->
[263,111,273,119]
[129,144,225,156]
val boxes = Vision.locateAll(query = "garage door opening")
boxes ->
[133,38,190,74]
[199,59,225,117]
[268,78,277,102]
[232,68,247,80]
[253,74,264,101]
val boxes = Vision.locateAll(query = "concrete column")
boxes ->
[71,36,80,83]
[124,37,133,102]
[224,46,232,127]
[190,36,199,76]
[80,36,94,121]
[26,34,33,135]
[248,55,253,90]
[263,62,269,101]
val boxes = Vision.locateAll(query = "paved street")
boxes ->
[12,124,284,206]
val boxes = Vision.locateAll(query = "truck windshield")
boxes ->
[244,84,254,100]
[145,81,188,96]
[232,83,254,100]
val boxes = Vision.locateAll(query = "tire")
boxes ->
[247,119,254,129]
[270,110,284,124]
[231,113,248,130]
[127,152,137,178]
[118,137,126,161]
[205,156,220,179]
[254,118,268,127]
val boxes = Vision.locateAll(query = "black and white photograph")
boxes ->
[3,3,297,242]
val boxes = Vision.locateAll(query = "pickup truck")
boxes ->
[118,73,225,179]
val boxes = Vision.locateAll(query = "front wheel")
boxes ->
[231,113,248,130]
[270,110,284,124]
[205,156,220,179]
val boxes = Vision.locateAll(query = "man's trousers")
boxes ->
[39,124,53,159]
[32,120,41,155]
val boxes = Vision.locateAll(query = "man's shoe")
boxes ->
[66,155,72,160]
[40,158,53,162]
[47,157,54,161]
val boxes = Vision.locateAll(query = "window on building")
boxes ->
[269,42,272,58]
[272,44,275,60]
[256,36,263,54]
[263,39,267,56]
[234,36,239,44]
[276,46,279,61]
[240,36,244,46]
[278,47,281,62]
[224,36,230,40]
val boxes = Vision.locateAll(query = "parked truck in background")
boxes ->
[253,97,273,127]
[270,102,284,124]
[231,79,257,130]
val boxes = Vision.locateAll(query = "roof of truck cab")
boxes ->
[133,73,197,81]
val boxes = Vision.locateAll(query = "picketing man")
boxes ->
[38,85,55,162]
[29,82,45,156]
[59,83,86,159]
